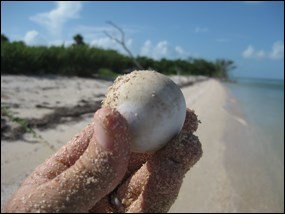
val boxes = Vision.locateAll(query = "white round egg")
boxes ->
[102,70,186,153]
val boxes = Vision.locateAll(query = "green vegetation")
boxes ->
[1,106,56,151]
[97,68,119,79]
[1,34,235,79]
[1,106,37,137]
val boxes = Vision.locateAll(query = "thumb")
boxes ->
[44,108,131,212]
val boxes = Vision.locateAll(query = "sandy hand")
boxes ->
[3,108,202,213]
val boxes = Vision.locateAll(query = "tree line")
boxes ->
[1,34,235,79]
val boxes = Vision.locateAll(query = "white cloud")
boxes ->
[256,50,266,58]
[242,45,266,59]
[175,46,185,55]
[153,41,169,59]
[242,45,255,58]
[140,41,189,60]
[242,41,284,60]
[24,30,46,45]
[194,27,208,33]
[30,1,82,37]
[269,41,284,60]
[175,46,191,58]
[140,40,169,59]
[141,40,152,56]
[24,30,39,44]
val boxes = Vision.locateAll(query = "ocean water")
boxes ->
[223,78,284,212]
[225,78,284,159]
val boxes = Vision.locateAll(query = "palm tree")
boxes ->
[73,34,85,46]
[215,59,236,80]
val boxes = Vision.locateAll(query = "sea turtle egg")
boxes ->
[102,70,186,153]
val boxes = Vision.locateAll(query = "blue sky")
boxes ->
[1,1,284,79]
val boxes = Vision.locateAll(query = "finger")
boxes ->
[23,121,95,186]
[91,109,202,213]
[115,111,202,212]
[48,108,131,212]
[122,134,202,212]
[88,152,153,213]
[125,152,153,177]
[183,108,199,133]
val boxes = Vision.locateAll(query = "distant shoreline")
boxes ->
[230,76,285,84]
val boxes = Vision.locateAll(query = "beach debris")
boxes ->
[102,70,186,153]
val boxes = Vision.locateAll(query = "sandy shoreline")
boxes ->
[169,79,235,212]
[1,75,282,212]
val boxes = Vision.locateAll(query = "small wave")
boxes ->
[233,116,248,126]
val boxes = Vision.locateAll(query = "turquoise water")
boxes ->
[223,78,284,212]
[225,78,284,161]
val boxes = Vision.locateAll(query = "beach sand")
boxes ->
[1,75,281,212]
[1,75,112,208]
[169,79,236,212]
